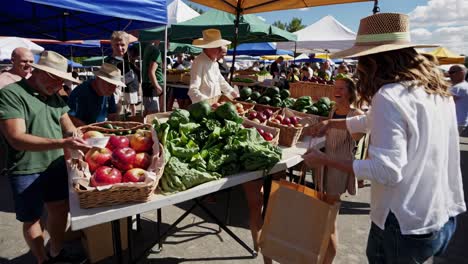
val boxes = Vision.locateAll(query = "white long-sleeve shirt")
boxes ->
[346,82,466,235]
[188,52,235,103]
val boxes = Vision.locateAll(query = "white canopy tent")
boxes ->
[276,15,356,53]
[167,0,200,25]
[0,37,44,61]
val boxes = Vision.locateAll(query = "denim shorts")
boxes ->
[9,157,68,222]
[366,212,456,264]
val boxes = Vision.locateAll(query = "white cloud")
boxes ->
[258,16,266,21]
[299,7,309,11]
[409,0,468,55]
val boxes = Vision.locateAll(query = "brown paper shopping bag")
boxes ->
[259,177,340,264]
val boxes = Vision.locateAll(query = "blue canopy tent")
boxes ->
[40,40,108,57]
[227,42,293,56]
[0,0,167,41]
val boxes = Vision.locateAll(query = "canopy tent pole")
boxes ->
[228,1,243,84]
[70,46,74,71]
[139,42,143,116]
[163,25,168,112]
[293,41,297,64]
[373,0,380,14]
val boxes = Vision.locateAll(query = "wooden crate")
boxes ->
[289,82,335,101]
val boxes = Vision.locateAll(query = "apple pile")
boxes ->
[269,115,303,128]
[246,108,274,124]
[256,128,274,141]
[83,129,154,187]
[309,76,334,85]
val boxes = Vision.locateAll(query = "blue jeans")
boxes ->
[366,212,456,264]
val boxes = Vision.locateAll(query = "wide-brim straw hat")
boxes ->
[192,29,231,48]
[30,51,81,83]
[94,63,126,87]
[331,13,438,59]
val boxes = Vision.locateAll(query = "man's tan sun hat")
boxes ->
[94,63,126,87]
[331,13,438,59]
[192,29,231,48]
[30,51,81,83]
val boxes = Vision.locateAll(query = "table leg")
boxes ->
[262,174,273,219]
[111,219,123,264]
[155,208,163,253]
[127,216,133,262]
[195,199,257,258]
[136,214,142,232]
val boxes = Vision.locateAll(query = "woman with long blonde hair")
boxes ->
[304,13,465,263]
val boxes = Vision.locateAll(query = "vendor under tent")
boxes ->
[0,37,44,61]
[227,42,293,56]
[185,0,373,82]
[425,47,465,65]
[276,15,357,53]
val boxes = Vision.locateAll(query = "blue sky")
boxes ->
[187,0,428,32]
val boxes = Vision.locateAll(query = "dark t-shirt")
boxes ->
[104,55,139,93]
[270,62,280,76]
[68,80,116,124]
[0,80,69,174]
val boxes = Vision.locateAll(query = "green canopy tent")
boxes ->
[82,56,106,66]
[169,42,202,55]
[140,9,296,82]
[140,9,296,43]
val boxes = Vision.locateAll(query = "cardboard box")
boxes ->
[81,218,128,263]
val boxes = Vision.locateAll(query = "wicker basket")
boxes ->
[70,147,164,209]
[205,95,254,115]
[289,82,335,101]
[242,119,280,146]
[78,121,150,136]
[181,73,191,84]
[70,123,164,208]
[166,73,183,83]
[254,103,282,114]
[283,108,327,138]
[266,109,303,147]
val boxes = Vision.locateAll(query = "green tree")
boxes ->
[286,17,306,32]
[272,20,287,30]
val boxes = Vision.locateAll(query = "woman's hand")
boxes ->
[303,148,328,168]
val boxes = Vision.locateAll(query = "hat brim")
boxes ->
[330,43,439,59]
[192,39,231,48]
[95,73,126,87]
[30,63,81,84]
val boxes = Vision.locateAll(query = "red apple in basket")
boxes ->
[248,111,258,120]
[122,168,147,183]
[82,130,104,140]
[85,147,112,172]
[90,166,122,187]
[257,113,267,123]
[106,135,129,150]
[133,152,151,169]
[263,132,274,141]
[282,117,291,126]
[264,109,273,119]
[130,130,153,152]
[289,116,299,125]
[275,115,284,122]
[112,147,136,171]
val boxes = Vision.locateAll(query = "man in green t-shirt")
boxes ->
[142,40,167,115]
[0,51,90,264]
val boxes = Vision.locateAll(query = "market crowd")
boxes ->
[0,12,467,264]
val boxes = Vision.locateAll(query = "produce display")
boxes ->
[269,115,303,128]
[232,77,255,83]
[152,101,282,193]
[82,131,155,187]
[290,96,334,117]
[308,75,335,85]
[238,86,296,108]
